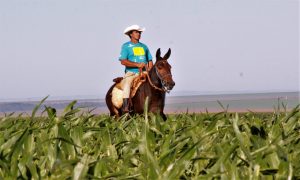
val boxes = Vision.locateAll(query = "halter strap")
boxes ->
[155,67,172,80]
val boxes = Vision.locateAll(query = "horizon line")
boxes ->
[0,90,299,103]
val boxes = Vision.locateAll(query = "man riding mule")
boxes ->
[105,25,175,120]
[118,25,153,112]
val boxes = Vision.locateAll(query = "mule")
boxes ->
[105,48,175,120]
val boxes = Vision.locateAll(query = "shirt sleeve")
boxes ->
[145,45,152,61]
[119,44,128,61]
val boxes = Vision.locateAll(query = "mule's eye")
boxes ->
[157,64,163,69]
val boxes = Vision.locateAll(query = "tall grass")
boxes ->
[0,99,299,179]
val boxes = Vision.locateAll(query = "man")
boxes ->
[119,24,153,112]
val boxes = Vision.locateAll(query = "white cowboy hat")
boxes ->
[123,24,146,35]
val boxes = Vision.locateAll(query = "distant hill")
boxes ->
[0,99,107,115]
[0,92,299,116]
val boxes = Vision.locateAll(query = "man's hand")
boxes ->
[137,63,146,69]
[138,63,146,73]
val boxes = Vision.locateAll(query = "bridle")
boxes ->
[144,60,173,93]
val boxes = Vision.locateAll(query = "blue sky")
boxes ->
[0,0,299,100]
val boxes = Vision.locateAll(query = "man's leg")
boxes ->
[121,72,138,112]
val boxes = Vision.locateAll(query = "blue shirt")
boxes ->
[119,41,152,73]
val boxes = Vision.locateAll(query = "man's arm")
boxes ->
[120,59,145,68]
[147,61,153,70]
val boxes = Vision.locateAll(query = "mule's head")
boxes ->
[154,48,175,92]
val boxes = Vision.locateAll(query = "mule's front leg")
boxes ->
[149,107,167,121]
[160,112,167,121]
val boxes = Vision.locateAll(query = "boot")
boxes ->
[122,98,130,113]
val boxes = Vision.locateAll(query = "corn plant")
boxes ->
[0,98,299,179]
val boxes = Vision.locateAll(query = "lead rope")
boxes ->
[146,73,166,92]
[139,67,166,92]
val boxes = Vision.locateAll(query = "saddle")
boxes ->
[113,72,148,98]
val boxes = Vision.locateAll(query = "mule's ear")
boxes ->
[163,48,171,60]
[156,48,161,60]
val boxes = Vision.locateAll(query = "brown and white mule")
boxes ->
[105,48,175,120]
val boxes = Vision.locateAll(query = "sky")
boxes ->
[0,0,299,101]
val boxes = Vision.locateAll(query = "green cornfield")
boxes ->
[1,97,300,179]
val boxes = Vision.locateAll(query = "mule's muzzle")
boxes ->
[163,80,175,92]
[169,81,175,90]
